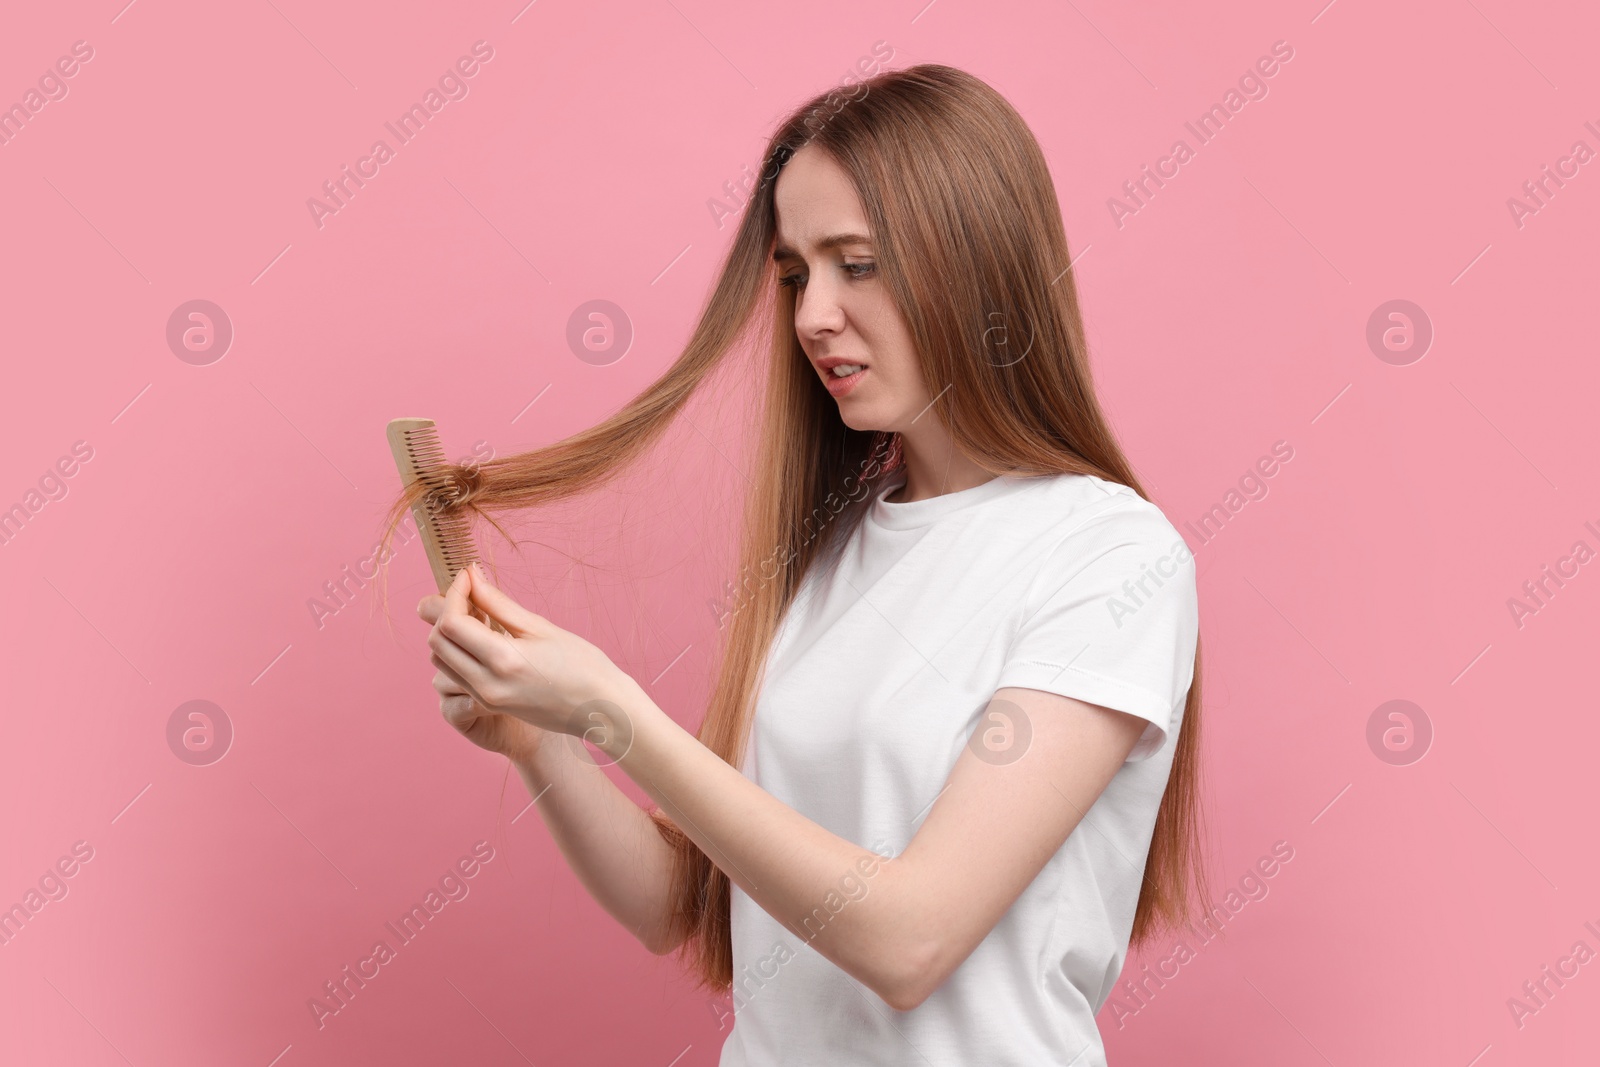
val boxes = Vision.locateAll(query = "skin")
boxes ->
[773,143,996,503]
[417,144,1147,1013]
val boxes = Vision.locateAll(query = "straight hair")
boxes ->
[380,62,1207,993]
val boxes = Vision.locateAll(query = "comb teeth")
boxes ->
[386,417,481,594]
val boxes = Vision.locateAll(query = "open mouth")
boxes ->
[823,364,867,397]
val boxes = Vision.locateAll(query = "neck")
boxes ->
[888,432,996,503]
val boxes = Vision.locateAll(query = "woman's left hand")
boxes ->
[419,563,633,738]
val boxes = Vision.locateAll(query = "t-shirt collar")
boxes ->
[869,470,1025,530]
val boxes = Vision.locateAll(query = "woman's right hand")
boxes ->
[434,669,547,763]
[421,593,546,764]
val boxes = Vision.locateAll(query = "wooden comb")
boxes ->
[386,417,508,634]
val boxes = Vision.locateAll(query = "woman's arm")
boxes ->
[427,565,1148,1011]
[419,598,681,955]
[596,674,1145,1010]
[511,726,683,955]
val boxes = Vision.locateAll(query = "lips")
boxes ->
[822,364,867,398]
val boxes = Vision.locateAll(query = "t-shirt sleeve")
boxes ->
[994,496,1200,762]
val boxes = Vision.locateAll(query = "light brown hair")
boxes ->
[379,62,1207,992]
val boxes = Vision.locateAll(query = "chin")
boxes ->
[837,405,884,432]
[837,394,912,434]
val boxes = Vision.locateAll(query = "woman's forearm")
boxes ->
[512,719,681,954]
[592,677,930,1006]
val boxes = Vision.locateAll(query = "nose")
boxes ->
[792,272,846,342]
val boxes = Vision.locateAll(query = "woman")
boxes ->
[395,63,1205,1066]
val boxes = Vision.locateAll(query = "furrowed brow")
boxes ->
[772,232,876,262]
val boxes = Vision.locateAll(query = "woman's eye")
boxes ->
[778,262,876,290]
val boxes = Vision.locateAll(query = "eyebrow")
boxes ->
[772,232,875,263]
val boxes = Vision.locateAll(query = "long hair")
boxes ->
[378,62,1207,992]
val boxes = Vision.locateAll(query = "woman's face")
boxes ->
[772,144,933,433]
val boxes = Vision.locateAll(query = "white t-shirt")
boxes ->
[718,468,1200,1066]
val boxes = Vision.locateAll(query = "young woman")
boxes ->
[397,63,1204,1066]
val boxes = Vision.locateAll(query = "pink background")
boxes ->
[2,0,1597,1063]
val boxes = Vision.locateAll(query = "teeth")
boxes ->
[831,364,864,377]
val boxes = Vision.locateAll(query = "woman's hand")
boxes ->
[417,563,635,745]
[418,584,545,763]
[420,651,545,763]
